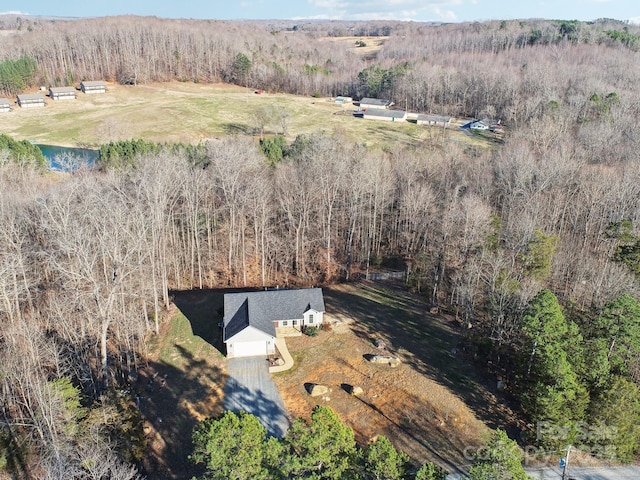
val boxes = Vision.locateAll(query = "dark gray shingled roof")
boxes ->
[49,86,76,94]
[81,80,106,87]
[417,114,451,123]
[223,288,325,340]
[17,93,46,102]
[360,97,391,107]
[363,109,406,119]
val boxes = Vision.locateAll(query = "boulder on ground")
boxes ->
[373,338,386,349]
[307,384,330,397]
[351,386,364,396]
[368,355,401,367]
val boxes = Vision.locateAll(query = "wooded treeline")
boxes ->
[2,15,640,477]
[2,123,640,474]
[2,15,640,122]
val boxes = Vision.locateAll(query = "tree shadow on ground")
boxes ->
[137,345,225,480]
[221,122,252,135]
[325,280,518,433]
[171,289,223,350]
[224,367,290,438]
[171,288,261,353]
[350,388,467,474]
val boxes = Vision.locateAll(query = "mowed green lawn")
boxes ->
[0,81,475,149]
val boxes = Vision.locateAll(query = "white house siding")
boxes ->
[276,319,302,328]
[82,86,106,94]
[304,310,323,325]
[18,101,44,108]
[52,94,75,101]
[470,121,489,130]
[49,88,76,100]
[81,81,106,94]
[17,94,47,108]
[230,340,268,358]
[226,326,275,358]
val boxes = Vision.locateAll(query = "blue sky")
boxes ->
[2,0,639,24]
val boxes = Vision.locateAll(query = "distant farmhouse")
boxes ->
[223,288,325,358]
[469,120,489,130]
[417,114,451,128]
[17,93,46,108]
[80,80,106,94]
[361,108,407,122]
[461,118,503,132]
[49,86,76,101]
[359,97,392,110]
[333,96,353,105]
[0,98,11,112]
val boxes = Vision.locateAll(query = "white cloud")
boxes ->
[0,10,29,15]
[305,0,463,21]
[629,16,640,24]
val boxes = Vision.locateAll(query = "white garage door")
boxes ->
[232,340,268,358]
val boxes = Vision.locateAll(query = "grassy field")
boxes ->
[0,81,484,150]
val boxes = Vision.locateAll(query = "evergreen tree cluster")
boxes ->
[98,139,208,170]
[0,56,37,95]
[512,289,640,461]
[0,133,46,168]
[191,406,447,480]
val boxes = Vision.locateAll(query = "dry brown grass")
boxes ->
[136,282,520,477]
[0,81,481,151]
[318,36,388,57]
[273,281,519,472]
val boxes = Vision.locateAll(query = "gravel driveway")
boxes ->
[224,357,290,438]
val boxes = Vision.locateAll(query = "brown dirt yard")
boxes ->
[138,281,519,478]
[273,280,520,473]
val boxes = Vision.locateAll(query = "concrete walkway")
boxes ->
[269,337,294,373]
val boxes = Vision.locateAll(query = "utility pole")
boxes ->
[561,445,571,480]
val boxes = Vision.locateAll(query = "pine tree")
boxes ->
[283,406,357,479]
[468,429,531,480]
[519,290,587,445]
[190,410,281,480]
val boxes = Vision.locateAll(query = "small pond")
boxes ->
[36,144,99,171]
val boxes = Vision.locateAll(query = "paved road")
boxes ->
[446,466,640,479]
[224,357,290,438]
[525,466,640,479]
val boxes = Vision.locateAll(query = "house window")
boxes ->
[282,320,288,327]
[292,320,298,326]
[308,314,314,324]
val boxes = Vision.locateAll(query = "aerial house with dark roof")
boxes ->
[49,86,76,101]
[16,93,46,108]
[360,108,407,122]
[359,97,392,110]
[223,288,325,358]
[416,114,451,128]
[80,80,106,94]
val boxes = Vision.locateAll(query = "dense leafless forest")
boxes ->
[2,14,640,478]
